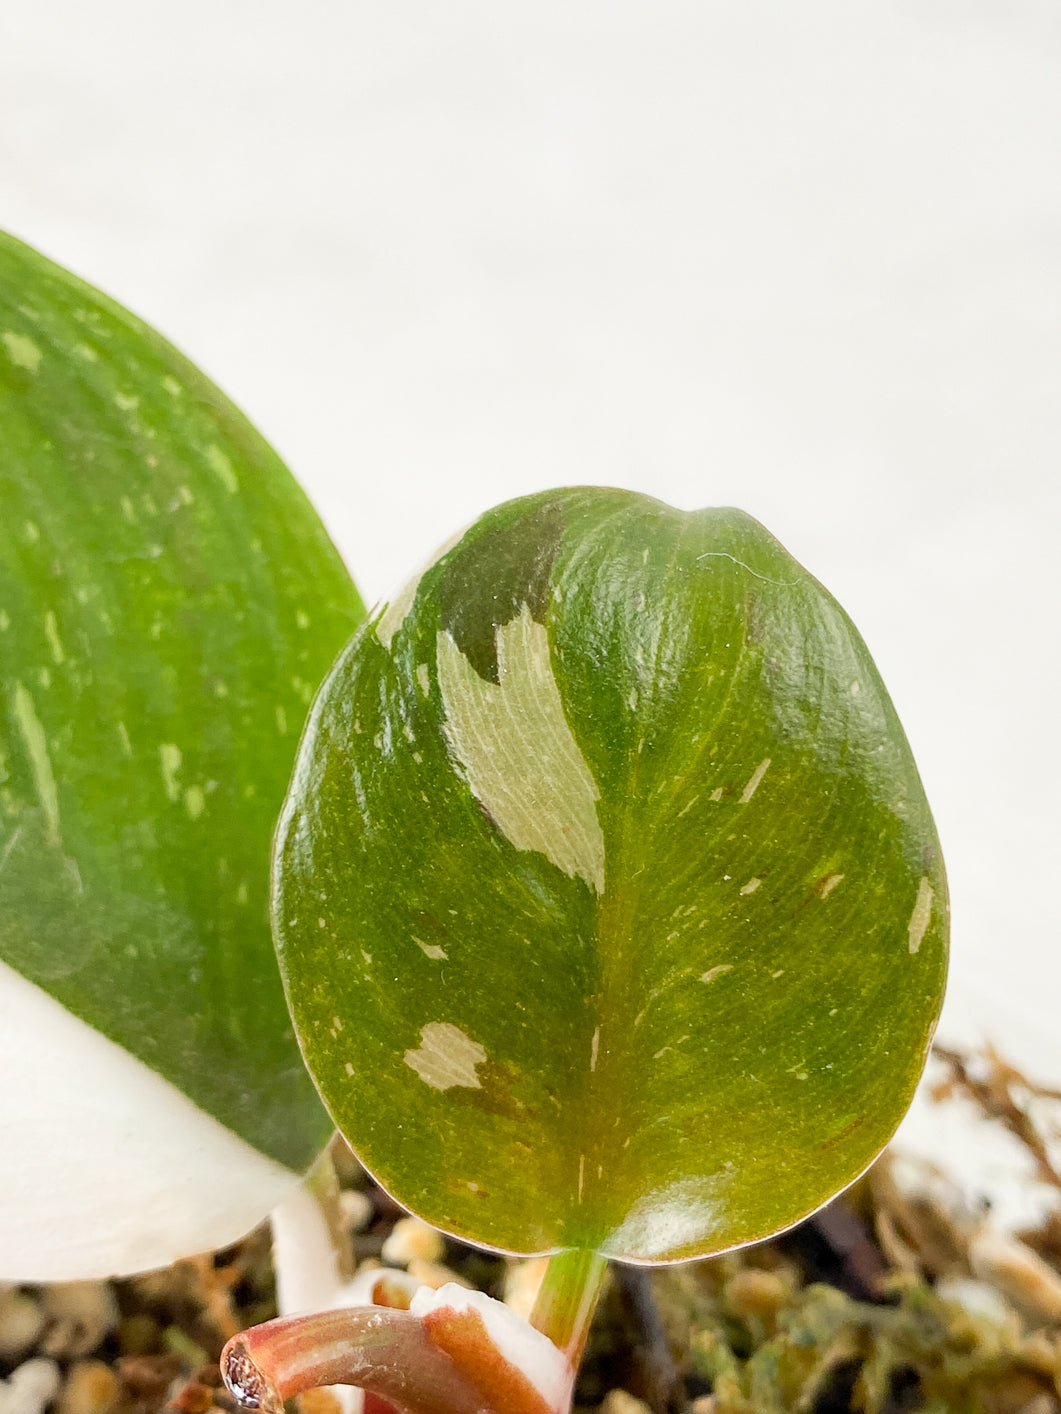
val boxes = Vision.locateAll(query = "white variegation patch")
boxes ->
[908,877,934,954]
[404,1021,486,1091]
[0,960,299,1280]
[700,964,733,983]
[375,525,469,650]
[414,936,448,961]
[436,605,605,892]
[11,683,60,845]
[604,1174,728,1260]
[739,757,771,803]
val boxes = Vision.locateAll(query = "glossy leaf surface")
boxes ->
[0,231,364,1175]
[275,489,947,1262]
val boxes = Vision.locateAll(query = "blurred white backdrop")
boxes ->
[2,3,1059,1091]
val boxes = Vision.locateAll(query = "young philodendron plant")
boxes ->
[222,491,949,1414]
[0,232,364,1283]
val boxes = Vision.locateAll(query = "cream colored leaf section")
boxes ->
[436,605,605,892]
[12,683,60,845]
[404,1022,486,1091]
[0,959,300,1281]
[908,877,934,955]
[375,524,469,650]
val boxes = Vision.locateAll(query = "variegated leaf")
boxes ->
[0,231,364,1277]
[274,488,947,1261]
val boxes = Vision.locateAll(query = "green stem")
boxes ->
[528,1248,608,1365]
[306,1142,355,1279]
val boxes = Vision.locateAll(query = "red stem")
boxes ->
[222,1307,490,1414]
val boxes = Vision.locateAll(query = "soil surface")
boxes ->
[5,1049,1061,1414]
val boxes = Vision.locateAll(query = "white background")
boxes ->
[2,2,1059,1080]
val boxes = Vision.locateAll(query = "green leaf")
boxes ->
[0,232,364,1249]
[274,488,947,1262]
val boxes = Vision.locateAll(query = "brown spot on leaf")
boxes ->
[814,1113,868,1153]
